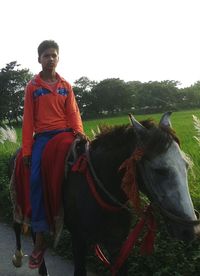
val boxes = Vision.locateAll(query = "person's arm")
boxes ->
[22,84,34,160]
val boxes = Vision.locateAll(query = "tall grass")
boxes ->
[0,127,20,219]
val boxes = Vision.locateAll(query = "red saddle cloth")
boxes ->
[11,150,31,224]
[11,132,75,234]
[41,131,74,233]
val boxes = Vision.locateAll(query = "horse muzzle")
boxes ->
[165,211,200,243]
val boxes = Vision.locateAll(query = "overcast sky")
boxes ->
[1,0,200,87]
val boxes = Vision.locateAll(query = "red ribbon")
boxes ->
[95,206,156,276]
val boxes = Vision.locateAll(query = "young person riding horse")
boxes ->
[22,40,86,269]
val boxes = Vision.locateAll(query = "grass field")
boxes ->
[1,109,200,275]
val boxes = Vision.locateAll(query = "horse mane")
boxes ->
[140,119,180,156]
[91,124,137,151]
[91,119,180,156]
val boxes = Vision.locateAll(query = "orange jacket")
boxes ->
[22,73,83,156]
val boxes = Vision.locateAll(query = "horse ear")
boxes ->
[159,111,172,128]
[128,113,145,132]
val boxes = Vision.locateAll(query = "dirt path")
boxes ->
[0,222,96,276]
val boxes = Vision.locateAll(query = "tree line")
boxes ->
[1,61,200,124]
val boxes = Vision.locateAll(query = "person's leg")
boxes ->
[29,134,53,268]
[30,130,69,233]
[30,135,50,234]
[29,129,72,268]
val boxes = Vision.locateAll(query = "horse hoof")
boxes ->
[12,249,24,267]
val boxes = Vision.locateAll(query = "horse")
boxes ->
[11,112,200,276]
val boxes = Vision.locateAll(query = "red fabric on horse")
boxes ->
[11,132,74,237]
[11,150,31,223]
[41,132,75,233]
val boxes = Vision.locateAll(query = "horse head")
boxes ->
[130,112,200,242]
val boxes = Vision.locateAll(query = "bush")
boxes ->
[0,152,12,220]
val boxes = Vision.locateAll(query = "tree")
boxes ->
[0,61,33,124]
[73,76,97,118]
[180,82,200,109]
[135,80,180,113]
[90,78,133,116]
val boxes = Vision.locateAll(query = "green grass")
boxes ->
[1,109,200,275]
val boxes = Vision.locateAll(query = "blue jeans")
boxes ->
[30,128,72,232]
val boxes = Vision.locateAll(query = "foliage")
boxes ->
[0,152,11,219]
[134,80,180,114]
[72,78,200,119]
[73,76,97,118]
[0,61,33,125]
[89,78,134,117]
[0,142,18,220]
[127,222,200,276]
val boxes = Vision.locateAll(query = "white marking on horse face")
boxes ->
[151,141,196,220]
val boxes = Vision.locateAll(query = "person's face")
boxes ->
[38,48,59,71]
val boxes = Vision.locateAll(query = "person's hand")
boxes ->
[23,155,31,168]
[75,132,89,141]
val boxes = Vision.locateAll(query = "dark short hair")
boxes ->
[38,40,59,57]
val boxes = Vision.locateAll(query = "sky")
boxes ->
[1,0,200,88]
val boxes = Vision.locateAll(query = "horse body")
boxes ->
[11,113,200,276]
[64,173,131,275]
[63,113,200,275]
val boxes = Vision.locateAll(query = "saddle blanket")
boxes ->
[10,132,75,239]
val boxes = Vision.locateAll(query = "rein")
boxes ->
[154,203,200,226]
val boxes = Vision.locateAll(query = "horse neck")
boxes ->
[89,143,134,200]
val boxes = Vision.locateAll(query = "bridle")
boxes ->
[137,158,200,227]
[85,141,200,226]
[153,202,200,226]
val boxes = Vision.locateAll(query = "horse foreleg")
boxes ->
[30,229,49,276]
[12,222,24,267]
[72,232,87,276]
